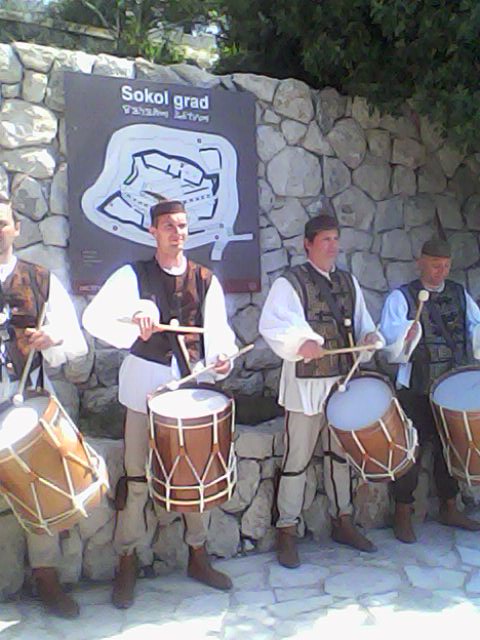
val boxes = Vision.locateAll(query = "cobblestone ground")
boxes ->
[2,516,480,639]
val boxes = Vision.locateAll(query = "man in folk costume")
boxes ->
[83,198,238,609]
[259,213,384,568]
[381,237,480,542]
[0,201,88,618]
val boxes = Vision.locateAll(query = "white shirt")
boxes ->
[380,282,480,388]
[259,262,382,416]
[82,258,238,413]
[0,255,88,399]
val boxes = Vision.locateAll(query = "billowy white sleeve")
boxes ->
[82,265,159,349]
[259,277,324,361]
[380,289,422,363]
[202,275,238,379]
[352,276,384,362]
[465,291,480,359]
[41,274,88,367]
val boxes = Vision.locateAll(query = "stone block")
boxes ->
[267,148,322,197]
[281,119,307,145]
[222,459,261,513]
[317,87,347,133]
[438,143,465,178]
[256,125,286,162]
[241,479,274,539]
[327,118,366,169]
[207,509,240,558]
[418,155,447,193]
[332,185,376,230]
[40,215,70,247]
[22,70,48,103]
[404,194,436,228]
[268,198,309,238]
[0,44,22,83]
[0,513,25,599]
[0,99,57,148]
[375,197,404,232]
[323,156,351,197]
[353,154,391,200]
[0,147,56,179]
[351,252,387,291]
[450,232,480,270]
[392,165,416,196]
[392,138,426,169]
[233,73,278,103]
[13,42,57,73]
[303,121,334,156]
[273,78,314,123]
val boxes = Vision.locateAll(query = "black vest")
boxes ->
[130,258,212,366]
[283,263,356,378]
[400,278,469,394]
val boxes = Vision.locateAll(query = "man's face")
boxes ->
[304,228,340,270]
[418,254,451,288]
[149,212,188,255]
[0,204,19,253]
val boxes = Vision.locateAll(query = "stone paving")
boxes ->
[2,516,480,639]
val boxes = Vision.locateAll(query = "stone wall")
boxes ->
[1,41,480,433]
[1,41,480,598]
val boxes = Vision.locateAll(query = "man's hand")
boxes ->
[132,312,157,341]
[405,321,421,343]
[361,332,381,349]
[213,354,231,375]
[297,339,325,361]
[25,328,62,351]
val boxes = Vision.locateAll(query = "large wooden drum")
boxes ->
[430,366,480,486]
[326,372,418,482]
[147,384,236,512]
[0,390,109,535]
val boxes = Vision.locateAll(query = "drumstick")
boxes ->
[402,289,429,356]
[12,302,48,406]
[344,318,354,349]
[338,353,363,393]
[172,319,192,374]
[323,342,383,357]
[162,344,254,391]
[118,317,205,334]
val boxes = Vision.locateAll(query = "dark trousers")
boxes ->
[391,388,458,504]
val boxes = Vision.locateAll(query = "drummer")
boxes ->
[380,237,480,543]
[0,201,88,618]
[82,197,237,609]
[259,212,384,568]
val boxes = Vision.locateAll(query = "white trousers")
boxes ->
[276,411,353,528]
[114,408,208,554]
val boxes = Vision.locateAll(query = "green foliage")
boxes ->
[165,0,480,151]
[49,0,182,63]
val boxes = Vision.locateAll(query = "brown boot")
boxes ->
[187,545,232,591]
[331,515,377,553]
[112,553,137,609]
[393,503,416,543]
[439,498,480,531]
[277,526,300,569]
[33,567,79,619]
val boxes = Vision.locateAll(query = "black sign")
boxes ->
[65,72,260,293]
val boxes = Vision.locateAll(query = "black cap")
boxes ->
[145,193,186,224]
[421,237,451,258]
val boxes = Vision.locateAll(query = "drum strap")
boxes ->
[114,475,147,511]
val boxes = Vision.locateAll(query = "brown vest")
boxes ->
[3,259,50,376]
[130,258,212,367]
[283,263,356,378]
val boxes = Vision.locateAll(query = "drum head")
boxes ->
[432,369,480,412]
[149,387,229,419]
[0,396,49,448]
[326,377,392,431]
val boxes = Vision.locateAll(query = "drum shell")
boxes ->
[327,372,417,482]
[148,384,235,512]
[0,391,107,534]
[430,365,480,484]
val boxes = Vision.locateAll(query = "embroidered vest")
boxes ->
[3,259,50,376]
[400,278,469,394]
[130,259,212,366]
[283,263,356,378]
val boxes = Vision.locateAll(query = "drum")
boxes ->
[430,366,480,486]
[325,372,418,482]
[147,384,236,512]
[0,390,109,535]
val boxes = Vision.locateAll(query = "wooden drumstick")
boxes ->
[13,302,48,406]
[344,318,354,349]
[119,317,205,334]
[403,289,429,356]
[338,353,363,393]
[163,344,254,391]
[323,342,383,357]
[171,319,192,373]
